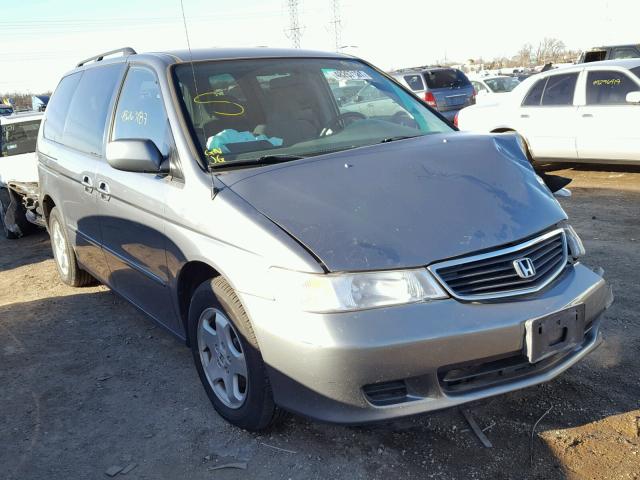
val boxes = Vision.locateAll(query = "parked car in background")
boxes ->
[0,112,44,238]
[391,66,475,121]
[470,75,520,103]
[457,59,640,165]
[38,47,610,431]
[578,43,640,63]
[0,104,14,116]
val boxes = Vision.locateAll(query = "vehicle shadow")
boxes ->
[0,229,51,273]
[539,162,640,175]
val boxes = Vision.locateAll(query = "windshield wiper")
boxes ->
[379,135,420,144]
[208,154,305,170]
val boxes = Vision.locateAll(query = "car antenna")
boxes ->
[179,0,200,100]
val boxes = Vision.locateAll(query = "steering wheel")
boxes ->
[320,111,366,136]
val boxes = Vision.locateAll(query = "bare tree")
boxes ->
[517,43,533,67]
[534,38,566,65]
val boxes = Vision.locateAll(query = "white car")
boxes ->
[0,112,43,238]
[457,59,640,164]
[469,75,520,103]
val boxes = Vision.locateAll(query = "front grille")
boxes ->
[429,229,568,301]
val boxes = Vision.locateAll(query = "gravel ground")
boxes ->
[1,164,638,480]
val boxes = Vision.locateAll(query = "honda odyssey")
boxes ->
[37,47,612,430]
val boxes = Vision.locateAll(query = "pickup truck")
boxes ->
[578,43,640,63]
[0,112,45,238]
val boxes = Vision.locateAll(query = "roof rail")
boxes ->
[390,65,445,74]
[76,47,137,67]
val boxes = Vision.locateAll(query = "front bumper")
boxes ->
[243,263,611,424]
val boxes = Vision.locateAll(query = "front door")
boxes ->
[577,69,640,162]
[96,65,178,329]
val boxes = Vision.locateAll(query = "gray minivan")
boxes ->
[38,47,611,431]
[391,67,475,121]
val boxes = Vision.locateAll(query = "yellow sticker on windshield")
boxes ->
[205,147,225,164]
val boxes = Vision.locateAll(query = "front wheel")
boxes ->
[188,277,286,431]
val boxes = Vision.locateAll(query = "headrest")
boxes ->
[269,75,303,90]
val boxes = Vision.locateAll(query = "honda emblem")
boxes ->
[513,257,536,279]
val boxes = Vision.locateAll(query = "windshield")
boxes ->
[484,77,521,93]
[172,58,452,167]
[1,119,41,157]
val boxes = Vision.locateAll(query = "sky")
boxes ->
[1,0,638,92]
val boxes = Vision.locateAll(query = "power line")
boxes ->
[285,0,303,49]
[329,0,342,52]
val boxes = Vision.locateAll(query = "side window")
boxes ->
[540,73,578,106]
[44,72,82,143]
[112,67,171,157]
[403,75,425,91]
[62,65,124,155]
[586,70,640,105]
[522,78,546,106]
[472,81,488,93]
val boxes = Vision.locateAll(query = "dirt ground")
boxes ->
[1,164,639,480]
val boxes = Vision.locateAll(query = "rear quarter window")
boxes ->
[44,72,83,143]
[423,69,470,89]
[522,78,546,106]
[403,74,425,91]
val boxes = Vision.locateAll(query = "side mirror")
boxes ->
[625,91,640,104]
[106,139,168,174]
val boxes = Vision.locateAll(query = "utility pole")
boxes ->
[286,0,303,49]
[330,0,342,52]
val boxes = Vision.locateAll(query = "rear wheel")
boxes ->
[188,276,286,431]
[49,207,94,287]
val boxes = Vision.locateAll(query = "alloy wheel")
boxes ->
[197,307,248,409]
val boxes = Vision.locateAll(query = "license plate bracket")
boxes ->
[525,305,585,363]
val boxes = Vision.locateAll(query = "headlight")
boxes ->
[563,225,586,258]
[270,268,448,313]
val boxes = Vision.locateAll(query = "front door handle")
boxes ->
[97,181,111,201]
[520,114,530,118]
[582,113,593,118]
[81,175,94,193]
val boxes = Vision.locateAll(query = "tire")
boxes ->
[188,276,286,431]
[48,207,94,287]
[0,188,19,239]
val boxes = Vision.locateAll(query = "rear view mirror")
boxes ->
[626,91,640,104]
[106,139,168,174]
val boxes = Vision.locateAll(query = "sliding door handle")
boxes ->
[97,181,111,201]
[81,175,93,193]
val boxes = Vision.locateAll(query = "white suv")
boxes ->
[457,59,640,165]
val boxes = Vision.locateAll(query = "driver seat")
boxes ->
[261,76,320,146]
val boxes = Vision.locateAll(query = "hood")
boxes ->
[222,133,567,272]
